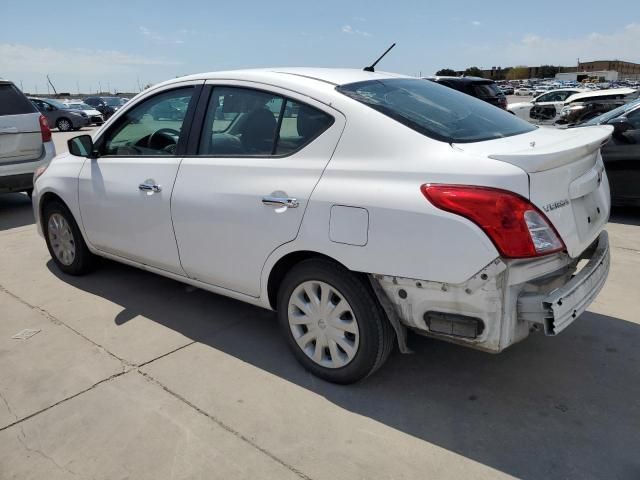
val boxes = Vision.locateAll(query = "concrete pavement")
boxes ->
[0,129,639,479]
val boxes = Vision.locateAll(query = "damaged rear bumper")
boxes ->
[517,231,609,335]
[372,231,610,353]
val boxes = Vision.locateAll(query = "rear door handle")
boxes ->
[262,196,299,208]
[139,182,162,193]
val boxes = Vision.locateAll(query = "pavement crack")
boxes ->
[0,389,18,422]
[0,283,133,368]
[137,341,197,368]
[137,370,314,480]
[0,369,128,433]
[16,424,81,477]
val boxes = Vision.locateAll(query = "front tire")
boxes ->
[42,200,95,275]
[277,259,394,384]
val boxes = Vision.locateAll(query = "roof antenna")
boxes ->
[364,43,396,72]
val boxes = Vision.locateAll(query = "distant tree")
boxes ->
[435,68,457,76]
[463,66,484,78]
[506,66,529,80]
[538,65,560,78]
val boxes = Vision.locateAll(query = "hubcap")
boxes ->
[59,120,70,131]
[288,281,360,369]
[47,213,76,266]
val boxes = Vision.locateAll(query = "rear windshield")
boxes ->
[0,83,37,116]
[337,78,535,143]
[103,97,122,106]
[472,83,502,97]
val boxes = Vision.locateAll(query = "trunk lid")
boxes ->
[453,126,613,258]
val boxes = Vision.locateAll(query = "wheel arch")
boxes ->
[39,191,89,248]
[266,250,351,310]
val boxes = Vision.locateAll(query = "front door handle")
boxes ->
[139,182,162,193]
[262,196,299,208]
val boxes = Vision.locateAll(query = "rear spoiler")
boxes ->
[487,126,613,172]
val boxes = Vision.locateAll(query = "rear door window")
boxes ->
[198,87,333,156]
[0,84,37,116]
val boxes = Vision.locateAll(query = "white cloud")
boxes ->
[0,43,177,76]
[501,23,640,66]
[139,25,188,45]
[0,43,180,92]
[341,24,372,37]
[471,20,481,26]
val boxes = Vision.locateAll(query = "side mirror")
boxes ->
[68,135,95,157]
[608,117,632,133]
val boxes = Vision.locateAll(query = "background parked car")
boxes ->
[572,98,640,206]
[514,86,536,96]
[508,88,586,124]
[0,81,55,195]
[64,101,104,125]
[83,96,124,119]
[499,85,514,95]
[556,88,639,125]
[29,97,90,132]
[148,97,188,120]
[426,76,507,109]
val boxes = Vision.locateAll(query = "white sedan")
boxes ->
[514,86,536,96]
[508,88,586,124]
[33,68,612,383]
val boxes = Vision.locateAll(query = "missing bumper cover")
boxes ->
[423,311,485,339]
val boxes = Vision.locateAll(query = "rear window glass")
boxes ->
[472,83,502,97]
[337,78,536,143]
[0,84,37,116]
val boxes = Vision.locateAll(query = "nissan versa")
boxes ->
[32,68,612,383]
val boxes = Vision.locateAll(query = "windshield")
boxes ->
[103,97,122,106]
[580,99,640,126]
[47,99,70,109]
[337,78,536,143]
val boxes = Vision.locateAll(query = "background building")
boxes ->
[452,60,640,81]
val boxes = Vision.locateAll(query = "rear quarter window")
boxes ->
[0,84,37,116]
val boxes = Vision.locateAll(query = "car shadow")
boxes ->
[609,206,640,226]
[0,193,35,231]
[47,259,640,479]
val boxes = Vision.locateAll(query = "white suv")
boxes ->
[33,68,612,383]
[0,80,55,195]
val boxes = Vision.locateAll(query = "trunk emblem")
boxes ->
[542,199,570,213]
[529,141,536,148]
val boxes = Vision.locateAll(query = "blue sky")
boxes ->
[1,0,639,93]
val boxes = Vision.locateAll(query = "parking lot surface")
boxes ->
[1,128,639,479]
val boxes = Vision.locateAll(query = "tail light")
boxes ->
[421,184,565,258]
[39,114,51,142]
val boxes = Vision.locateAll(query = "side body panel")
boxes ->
[261,98,530,296]
[171,81,346,297]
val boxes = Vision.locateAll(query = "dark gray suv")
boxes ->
[29,98,91,132]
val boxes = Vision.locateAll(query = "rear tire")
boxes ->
[56,118,72,132]
[277,258,394,384]
[42,200,95,275]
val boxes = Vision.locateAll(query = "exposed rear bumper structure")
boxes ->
[517,232,609,335]
[373,231,610,353]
